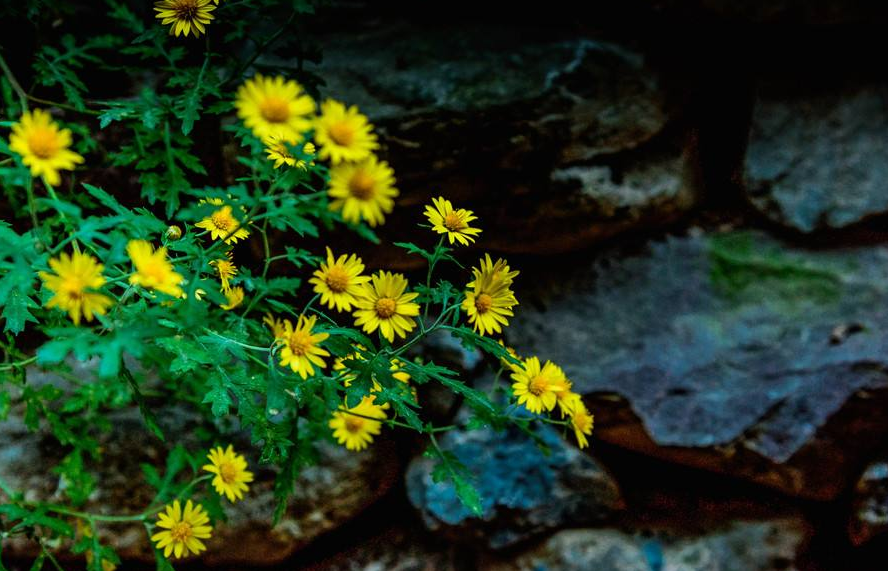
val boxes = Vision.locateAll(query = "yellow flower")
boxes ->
[570,404,594,449]
[498,340,522,372]
[329,396,386,451]
[328,156,398,227]
[202,445,254,503]
[308,247,371,312]
[264,135,315,170]
[150,500,212,559]
[313,99,378,165]
[195,198,250,244]
[209,256,238,292]
[127,240,184,298]
[38,251,113,326]
[220,286,244,310]
[461,254,519,336]
[8,109,84,186]
[235,74,315,141]
[278,314,330,379]
[554,379,584,418]
[154,0,216,38]
[510,356,567,414]
[424,196,482,246]
[263,313,287,339]
[352,271,420,343]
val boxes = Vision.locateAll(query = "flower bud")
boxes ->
[165,225,182,240]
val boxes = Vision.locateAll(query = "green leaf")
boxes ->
[2,288,37,334]
[429,448,483,517]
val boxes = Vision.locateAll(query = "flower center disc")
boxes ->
[348,170,375,200]
[328,122,355,146]
[28,130,59,159]
[375,297,397,318]
[260,97,290,123]
[288,331,312,356]
[443,211,465,232]
[474,293,493,314]
[170,522,192,542]
[211,211,232,231]
[325,266,350,292]
[219,461,239,484]
[528,375,548,396]
[174,0,200,18]
[344,416,364,432]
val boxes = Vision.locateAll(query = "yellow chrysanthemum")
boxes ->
[328,156,398,227]
[461,254,519,336]
[210,256,238,292]
[352,271,420,343]
[127,240,184,298]
[38,251,113,326]
[235,74,315,141]
[498,340,522,372]
[194,198,250,244]
[278,314,330,379]
[263,313,287,339]
[329,396,386,451]
[150,500,212,559]
[8,109,84,186]
[570,404,594,449]
[220,286,244,310]
[554,379,584,418]
[511,356,567,414]
[202,445,254,503]
[264,135,315,170]
[154,0,216,38]
[424,196,482,246]
[313,99,378,165]
[308,247,371,312]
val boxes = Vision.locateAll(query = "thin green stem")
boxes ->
[0,51,27,111]
[0,355,37,371]
[202,328,271,352]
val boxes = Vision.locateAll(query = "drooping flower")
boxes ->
[424,196,482,246]
[153,0,216,38]
[510,356,567,414]
[263,313,287,339]
[328,156,398,227]
[461,254,519,336]
[150,500,213,559]
[264,136,315,170]
[570,404,594,449]
[210,256,238,292]
[329,396,386,451]
[202,445,254,503]
[498,340,522,372]
[313,99,378,164]
[194,198,250,244]
[235,74,315,141]
[38,251,113,326]
[220,286,244,310]
[308,247,370,312]
[8,109,84,186]
[553,377,584,418]
[278,314,330,379]
[127,240,184,298]
[352,271,420,343]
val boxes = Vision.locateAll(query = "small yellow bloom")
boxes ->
[329,396,386,451]
[235,74,315,141]
[127,240,184,298]
[570,404,595,449]
[498,340,522,372]
[150,500,213,559]
[424,196,482,246]
[554,379,584,418]
[38,251,113,326]
[313,99,378,165]
[220,286,244,310]
[264,135,315,170]
[352,271,420,343]
[278,314,330,379]
[154,0,216,38]
[210,256,238,292]
[202,445,254,502]
[510,356,567,414]
[195,198,250,244]
[462,254,519,336]
[8,109,84,186]
[263,313,287,339]
[308,247,371,312]
[328,156,398,227]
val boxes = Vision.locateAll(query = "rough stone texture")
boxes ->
[745,84,888,233]
[406,424,622,549]
[313,16,697,256]
[0,398,398,566]
[850,459,888,546]
[509,231,888,499]
[481,519,804,571]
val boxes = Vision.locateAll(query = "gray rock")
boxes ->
[746,84,888,232]
[481,519,804,571]
[509,231,888,499]
[850,459,888,546]
[309,526,469,571]
[406,424,622,549]
[0,394,398,566]
[311,17,697,255]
